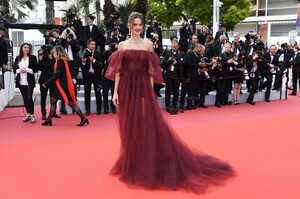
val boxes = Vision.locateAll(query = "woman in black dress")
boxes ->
[41,45,88,126]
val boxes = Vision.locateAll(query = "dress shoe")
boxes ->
[215,103,221,108]
[23,114,31,122]
[247,101,256,105]
[112,109,116,114]
[85,111,90,116]
[41,115,46,120]
[104,109,109,114]
[289,93,296,96]
[265,99,270,102]
[166,107,171,112]
[53,113,61,118]
[179,107,184,113]
[96,110,101,115]
[226,101,232,105]
[199,104,208,108]
[60,108,67,115]
[77,118,89,126]
[41,119,52,126]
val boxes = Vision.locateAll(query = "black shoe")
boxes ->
[104,109,109,114]
[247,101,256,105]
[96,110,101,115]
[272,87,276,90]
[85,111,90,116]
[112,109,116,114]
[199,104,208,108]
[179,107,184,113]
[60,108,67,115]
[215,103,221,108]
[77,118,89,126]
[53,113,61,118]
[166,107,171,112]
[226,101,232,105]
[41,115,46,120]
[41,119,52,126]
[265,99,270,102]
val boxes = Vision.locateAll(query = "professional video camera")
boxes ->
[81,48,92,59]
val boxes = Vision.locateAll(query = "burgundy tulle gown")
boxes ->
[105,49,236,193]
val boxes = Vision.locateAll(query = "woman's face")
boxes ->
[22,44,30,55]
[130,18,143,36]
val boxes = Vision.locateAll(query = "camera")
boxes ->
[243,69,250,80]
[39,44,53,59]
[81,48,92,58]
[169,107,178,115]
[151,37,157,43]
[167,57,175,65]
[233,61,238,66]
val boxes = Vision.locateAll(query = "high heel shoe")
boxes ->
[41,119,52,126]
[77,118,89,126]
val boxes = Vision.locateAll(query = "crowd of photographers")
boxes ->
[14,11,300,117]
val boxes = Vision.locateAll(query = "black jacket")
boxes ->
[38,57,55,84]
[162,49,185,79]
[80,50,103,76]
[0,37,8,67]
[184,50,201,78]
[13,55,38,88]
[292,52,300,73]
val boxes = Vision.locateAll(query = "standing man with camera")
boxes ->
[179,21,192,53]
[38,45,61,120]
[146,18,163,46]
[162,41,184,114]
[290,45,300,96]
[247,51,262,105]
[261,44,279,102]
[80,39,103,115]
[0,26,8,71]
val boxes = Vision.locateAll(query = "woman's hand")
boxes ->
[112,93,119,107]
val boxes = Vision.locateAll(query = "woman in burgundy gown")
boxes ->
[105,12,236,193]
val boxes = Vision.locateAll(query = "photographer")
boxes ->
[232,51,247,105]
[179,21,191,53]
[146,18,163,45]
[106,25,122,45]
[102,43,118,114]
[290,45,300,96]
[260,45,279,102]
[65,9,84,46]
[162,41,184,114]
[80,39,103,116]
[214,23,229,42]
[49,29,62,47]
[151,33,163,55]
[246,51,262,105]
[84,15,105,51]
[37,45,60,120]
[231,32,245,56]
[0,26,8,71]
[207,57,222,107]
[179,43,202,110]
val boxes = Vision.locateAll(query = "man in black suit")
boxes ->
[84,15,105,51]
[290,45,300,95]
[146,18,163,46]
[80,39,103,115]
[214,23,229,42]
[0,26,8,71]
[179,43,202,110]
[261,44,279,102]
[162,41,184,114]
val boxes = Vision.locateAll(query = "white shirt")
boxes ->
[16,57,33,85]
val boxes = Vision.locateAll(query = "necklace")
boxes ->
[128,38,143,43]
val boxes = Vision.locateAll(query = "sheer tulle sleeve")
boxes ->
[148,52,164,83]
[105,51,124,81]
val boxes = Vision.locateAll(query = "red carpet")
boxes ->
[1,96,300,199]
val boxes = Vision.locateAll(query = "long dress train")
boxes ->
[105,49,236,193]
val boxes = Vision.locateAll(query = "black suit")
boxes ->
[261,52,279,100]
[13,55,38,114]
[80,50,103,113]
[38,56,56,116]
[292,52,300,94]
[84,24,105,48]
[247,58,262,103]
[219,51,234,104]
[146,26,163,45]
[162,49,184,109]
[0,36,8,69]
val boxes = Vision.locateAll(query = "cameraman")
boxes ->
[179,21,191,53]
[246,51,262,105]
[260,44,279,102]
[65,9,84,47]
[49,29,62,47]
[162,41,184,114]
[152,33,163,56]
[0,26,8,71]
[80,39,103,116]
[37,45,60,120]
[146,18,163,45]
[102,43,118,114]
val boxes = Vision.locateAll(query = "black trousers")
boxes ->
[273,66,286,90]
[247,76,259,103]
[165,78,180,108]
[195,79,208,105]
[220,78,232,103]
[19,85,34,114]
[179,77,197,107]
[84,74,102,112]
[102,77,115,111]
[292,71,300,94]
[260,71,272,100]
[39,84,54,115]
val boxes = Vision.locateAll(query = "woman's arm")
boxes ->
[112,72,120,107]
